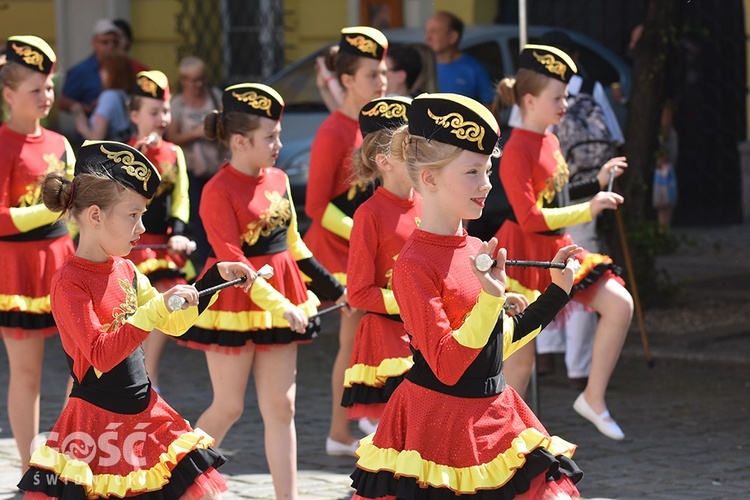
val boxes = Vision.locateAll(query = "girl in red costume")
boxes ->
[127,70,193,393]
[0,35,75,472]
[304,26,388,456]
[341,96,417,435]
[180,83,346,499]
[18,140,257,499]
[351,93,583,499]
[493,45,632,440]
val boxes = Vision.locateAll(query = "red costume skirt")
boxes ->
[0,235,74,339]
[178,250,320,354]
[351,380,582,499]
[343,314,413,420]
[494,220,623,304]
[18,389,227,499]
[302,221,349,284]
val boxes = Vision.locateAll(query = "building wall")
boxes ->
[283,0,349,63]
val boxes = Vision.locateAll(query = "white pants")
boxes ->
[536,216,600,378]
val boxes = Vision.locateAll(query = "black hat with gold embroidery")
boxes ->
[518,44,577,83]
[339,26,388,60]
[6,35,56,75]
[75,141,161,199]
[359,96,411,137]
[408,93,501,156]
[223,83,284,121]
[133,70,171,101]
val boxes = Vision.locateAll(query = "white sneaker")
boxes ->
[573,393,625,441]
[325,437,359,457]
[358,418,378,435]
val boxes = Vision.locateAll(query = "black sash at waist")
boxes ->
[405,350,505,398]
[367,312,402,323]
[208,227,288,259]
[0,222,68,242]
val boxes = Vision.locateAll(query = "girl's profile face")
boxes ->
[433,149,492,222]
[97,189,148,259]
[131,97,171,138]
[245,117,282,170]
[3,71,55,121]
[346,58,387,106]
[528,78,568,127]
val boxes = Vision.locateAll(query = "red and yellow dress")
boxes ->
[180,165,343,352]
[350,229,582,499]
[17,256,230,499]
[0,124,75,339]
[126,138,193,287]
[494,128,623,303]
[342,187,421,420]
[303,110,372,284]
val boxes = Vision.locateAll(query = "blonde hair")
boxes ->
[491,68,551,118]
[390,124,463,188]
[351,129,393,186]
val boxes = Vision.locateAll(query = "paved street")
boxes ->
[2,225,750,499]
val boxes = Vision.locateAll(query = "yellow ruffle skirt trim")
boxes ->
[573,253,613,286]
[193,293,320,331]
[0,293,51,314]
[344,356,414,388]
[355,427,576,494]
[28,428,215,497]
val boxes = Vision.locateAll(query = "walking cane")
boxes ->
[609,169,655,368]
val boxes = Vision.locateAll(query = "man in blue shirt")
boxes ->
[424,11,494,105]
[58,18,120,115]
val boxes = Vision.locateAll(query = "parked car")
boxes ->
[266,24,631,233]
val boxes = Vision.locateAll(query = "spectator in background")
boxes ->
[166,56,226,274]
[410,42,439,94]
[72,51,133,142]
[58,18,119,115]
[384,44,422,97]
[424,11,494,104]
[113,18,149,75]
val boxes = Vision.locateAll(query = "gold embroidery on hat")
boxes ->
[11,43,45,71]
[362,101,407,119]
[138,76,158,97]
[100,145,152,191]
[427,109,486,150]
[532,51,567,79]
[232,91,272,117]
[346,35,378,57]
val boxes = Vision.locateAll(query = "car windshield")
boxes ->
[270,53,328,111]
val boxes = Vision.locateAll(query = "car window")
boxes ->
[271,56,327,111]
[463,40,505,84]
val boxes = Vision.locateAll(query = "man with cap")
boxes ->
[59,18,120,115]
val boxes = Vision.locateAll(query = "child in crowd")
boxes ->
[341,96,417,435]
[305,26,388,456]
[350,92,583,499]
[18,140,256,498]
[493,45,632,440]
[179,83,346,499]
[0,35,76,472]
[127,70,193,392]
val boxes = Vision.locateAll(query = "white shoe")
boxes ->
[325,437,359,457]
[358,418,378,435]
[573,393,625,441]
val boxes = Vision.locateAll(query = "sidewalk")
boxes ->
[2,224,750,499]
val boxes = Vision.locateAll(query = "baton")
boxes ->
[308,302,348,320]
[132,241,198,252]
[476,254,569,271]
[167,264,274,312]
[607,166,618,192]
